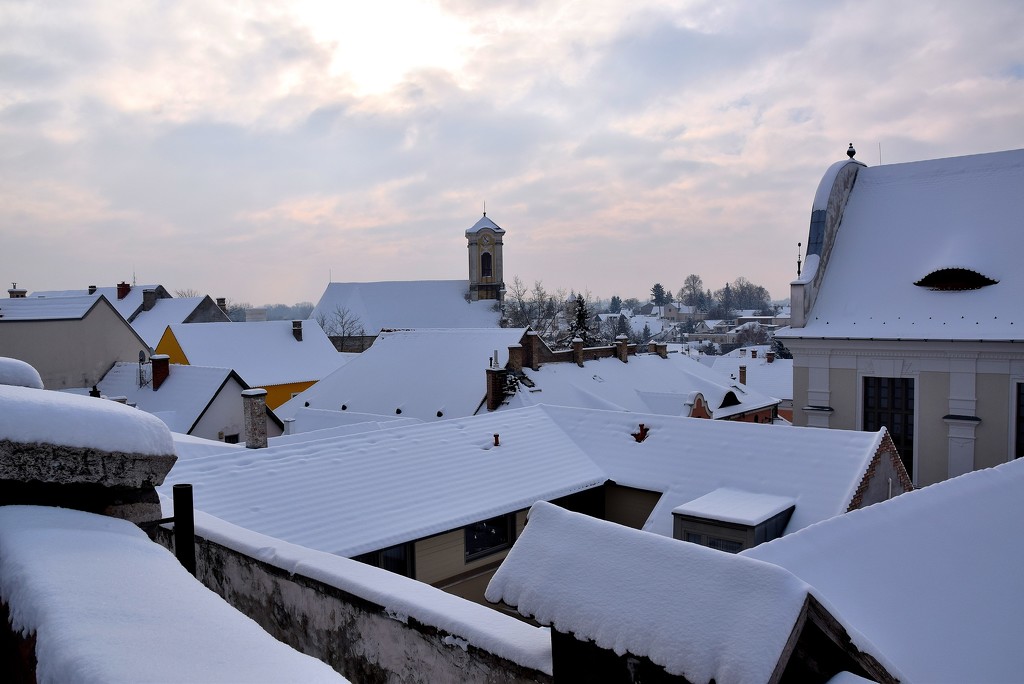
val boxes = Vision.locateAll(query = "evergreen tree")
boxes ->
[609,295,622,314]
[650,283,667,306]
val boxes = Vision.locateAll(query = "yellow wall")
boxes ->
[261,381,315,410]
[155,328,190,365]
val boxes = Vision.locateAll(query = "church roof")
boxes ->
[465,213,505,235]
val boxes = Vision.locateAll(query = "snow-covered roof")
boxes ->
[628,314,665,337]
[276,328,527,422]
[160,407,608,558]
[161,320,349,387]
[485,501,813,682]
[783,148,1024,340]
[0,356,43,389]
[275,407,421,438]
[746,456,1024,684]
[130,296,210,347]
[503,352,779,419]
[672,488,796,526]
[30,284,162,321]
[0,295,100,320]
[310,280,501,333]
[161,404,880,557]
[86,362,240,435]
[542,404,882,537]
[465,213,505,235]
[708,355,793,401]
[0,506,343,683]
[0,383,174,456]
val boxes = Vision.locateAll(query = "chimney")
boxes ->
[656,342,668,359]
[7,283,27,298]
[151,354,170,390]
[493,434,500,447]
[526,330,541,371]
[572,337,584,367]
[739,365,747,385]
[116,281,131,300]
[88,285,97,295]
[486,366,508,411]
[216,297,228,316]
[615,334,629,363]
[740,348,747,357]
[508,344,523,373]
[767,351,776,363]
[142,289,157,312]
[292,320,303,341]
[751,349,758,359]
[242,389,269,448]
[89,385,101,398]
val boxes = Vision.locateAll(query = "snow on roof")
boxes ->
[160,407,607,557]
[310,280,501,333]
[29,284,161,320]
[173,502,551,675]
[275,407,421,438]
[163,320,348,387]
[628,314,664,336]
[784,148,1024,340]
[89,362,237,434]
[708,355,793,401]
[465,213,505,235]
[540,404,881,537]
[0,356,43,389]
[672,488,796,526]
[130,296,209,347]
[0,506,343,683]
[276,328,527,422]
[503,352,778,419]
[0,384,174,456]
[0,295,100,320]
[485,501,811,682]
[745,457,1024,683]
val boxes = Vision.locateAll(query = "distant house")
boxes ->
[80,356,284,442]
[0,294,150,389]
[30,282,230,348]
[156,320,349,409]
[706,348,794,421]
[779,147,1024,485]
[310,215,505,351]
[486,501,899,684]
[164,404,909,608]
[276,328,528,425]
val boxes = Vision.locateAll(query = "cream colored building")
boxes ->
[0,294,150,390]
[779,147,1024,486]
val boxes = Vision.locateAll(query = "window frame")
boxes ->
[464,513,514,562]
[862,376,916,479]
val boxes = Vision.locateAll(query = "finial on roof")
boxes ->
[483,200,486,217]
[847,143,856,159]
[797,242,802,278]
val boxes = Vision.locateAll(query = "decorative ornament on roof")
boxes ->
[847,143,856,159]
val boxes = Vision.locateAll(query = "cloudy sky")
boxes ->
[2,0,1022,306]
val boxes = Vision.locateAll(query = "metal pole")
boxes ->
[172,484,196,576]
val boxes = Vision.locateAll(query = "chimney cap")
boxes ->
[241,388,268,397]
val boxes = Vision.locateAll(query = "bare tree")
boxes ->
[315,306,366,350]
[174,288,203,298]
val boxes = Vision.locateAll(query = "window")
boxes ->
[1016,383,1024,459]
[465,514,513,561]
[481,252,493,279]
[680,530,744,554]
[354,543,414,577]
[223,433,240,444]
[864,377,915,478]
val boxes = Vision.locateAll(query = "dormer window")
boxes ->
[672,488,795,553]
[914,267,998,291]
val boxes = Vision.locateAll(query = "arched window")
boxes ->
[481,251,493,278]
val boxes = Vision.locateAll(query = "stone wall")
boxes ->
[152,529,552,684]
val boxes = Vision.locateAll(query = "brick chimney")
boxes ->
[656,342,668,359]
[151,354,169,390]
[486,366,508,411]
[739,365,747,385]
[751,349,758,359]
[508,344,523,373]
[767,351,776,363]
[216,297,228,316]
[572,337,584,367]
[292,320,303,341]
[116,281,131,300]
[615,334,629,363]
[142,289,157,312]
[88,285,97,295]
[242,389,268,449]
[7,284,27,298]
[526,331,541,371]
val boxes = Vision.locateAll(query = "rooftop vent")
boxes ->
[914,268,998,291]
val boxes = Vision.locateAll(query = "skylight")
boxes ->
[914,268,998,291]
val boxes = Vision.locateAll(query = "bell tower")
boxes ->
[466,213,505,301]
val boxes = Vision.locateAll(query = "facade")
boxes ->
[465,213,505,301]
[779,148,1024,485]
[0,295,150,389]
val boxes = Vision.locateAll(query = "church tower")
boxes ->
[466,213,505,302]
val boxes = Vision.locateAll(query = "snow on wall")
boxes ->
[0,356,44,389]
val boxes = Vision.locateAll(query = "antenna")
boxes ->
[797,242,803,278]
[483,200,486,217]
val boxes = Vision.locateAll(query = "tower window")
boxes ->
[481,252,493,278]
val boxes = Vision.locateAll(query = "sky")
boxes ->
[2,0,1022,307]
